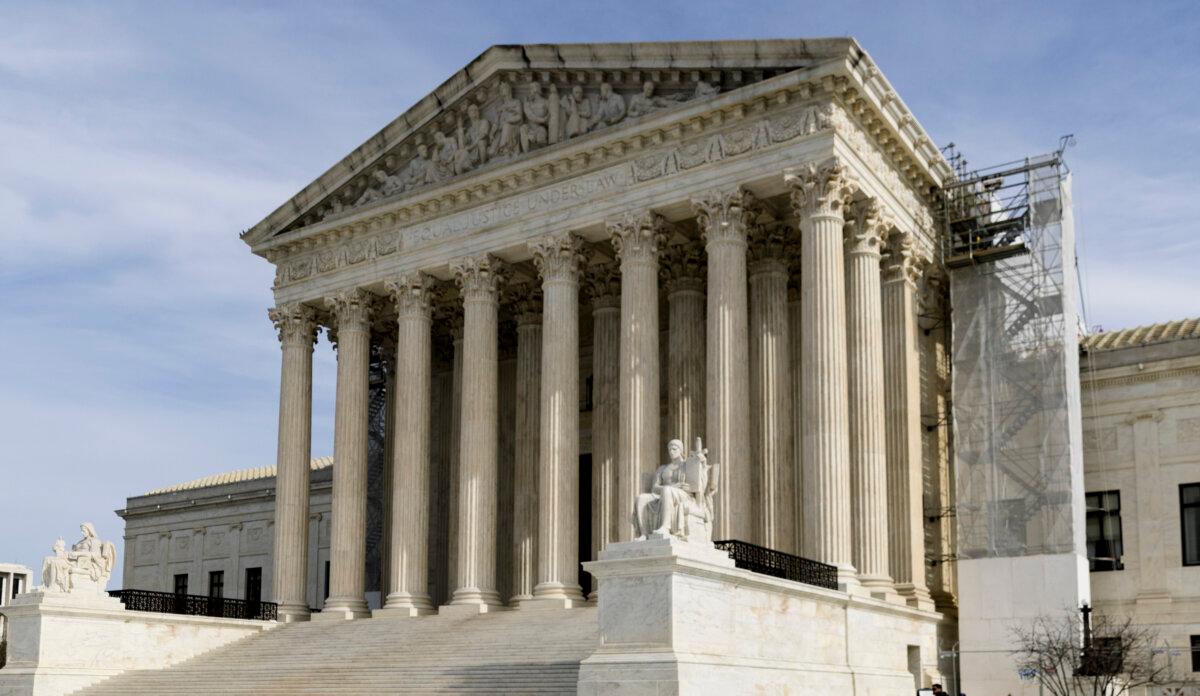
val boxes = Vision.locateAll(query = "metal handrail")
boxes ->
[108,588,277,621]
[713,539,839,590]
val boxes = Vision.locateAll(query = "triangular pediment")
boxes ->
[241,39,863,246]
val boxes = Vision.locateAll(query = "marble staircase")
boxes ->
[74,607,599,695]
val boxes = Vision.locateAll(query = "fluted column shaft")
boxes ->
[587,265,621,595]
[845,203,893,592]
[269,304,317,622]
[511,289,541,606]
[449,255,505,609]
[786,283,806,556]
[529,233,586,605]
[663,244,706,448]
[610,214,665,542]
[882,232,934,609]
[749,256,794,552]
[694,190,753,540]
[320,289,373,619]
[380,274,435,615]
[787,159,858,588]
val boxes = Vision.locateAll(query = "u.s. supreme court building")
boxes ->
[11,38,1194,696]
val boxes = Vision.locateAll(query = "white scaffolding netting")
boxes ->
[948,155,1085,560]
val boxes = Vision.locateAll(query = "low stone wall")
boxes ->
[0,591,274,696]
[579,538,941,695]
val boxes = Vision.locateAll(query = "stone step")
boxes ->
[74,608,598,695]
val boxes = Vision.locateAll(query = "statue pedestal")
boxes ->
[0,591,271,696]
[577,538,943,695]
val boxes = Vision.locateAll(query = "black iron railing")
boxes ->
[713,539,839,590]
[108,589,277,621]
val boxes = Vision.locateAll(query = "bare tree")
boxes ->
[1011,609,1194,696]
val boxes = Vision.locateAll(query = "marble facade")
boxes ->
[240,40,948,628]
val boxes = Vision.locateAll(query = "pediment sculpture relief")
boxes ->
[41,522,117,594]
[633,437,720,545]
[322,77,726,225]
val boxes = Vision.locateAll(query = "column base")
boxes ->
[858,574,897,602]
[312,597,370,621]
[275,603,312,623]
[375,592,435,617]
[895,583,936,611]
[835,564,864,595]
[440,588,505,616]
[528,581,585,607]
[517,597,583,610]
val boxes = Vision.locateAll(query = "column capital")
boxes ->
[844,199,889,259]
[784,157,859,219]
[529,232,586,283]
[691,186,759,245]
[505,281,543,327]
[882,230,928,287]
[609,211,670,266]
[584,262,621,310]
[324,288,374,333]
[747,220,789,270]
[451,254,507,303]
[385,272,435,321]
[660,241,706,295]
[269,303,319,346]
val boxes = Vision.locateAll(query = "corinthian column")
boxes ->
[509,283,541,607]
[609,212,667,542]
[378,273,435,616]
[586,263,620,595]
[748,223,794,552]
[318,288,373,620]
[785,158,858,590]
[882,230,935,609]
[693,189,754,541]
[268,303,317,622]
[446,254,505,611]
[844,200,893,595]
[528,232,586,607]
[661,242,706,449]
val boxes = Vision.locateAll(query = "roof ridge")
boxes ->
[146,456,334,495]
[1081,316,1200,352]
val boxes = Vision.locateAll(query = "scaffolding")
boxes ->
[942,140,1086,560]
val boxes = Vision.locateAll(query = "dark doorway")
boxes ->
[578,453,593,596]
[243,568,262,619]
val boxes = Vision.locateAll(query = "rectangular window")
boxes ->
[173,573,188,596]
[1086,490,1124,571]
[1182,484,1200,566]
[1191,635,1200,672]
[208,570,224,599]
[245,567,262,604]
[323,561,331,601]
[12,576,22,596]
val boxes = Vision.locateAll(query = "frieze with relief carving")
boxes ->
[296,74,737,230]
[274,97,842,290]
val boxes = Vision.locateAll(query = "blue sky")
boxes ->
[1,1,1197,580]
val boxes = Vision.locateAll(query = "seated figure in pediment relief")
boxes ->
[591,82,626,131]
[454,104,492,175]
[521,82,550,152]
[401,143,435,190]
[431,131,457,181]
[489,81,523,160]
[355,168,404,206]
[627,80,684,118]
[561,84,592,139]
[633,438,719,545]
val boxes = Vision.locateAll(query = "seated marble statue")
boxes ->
[41,538,72,592]
[52,522,117,593]
[633,437,719,545]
